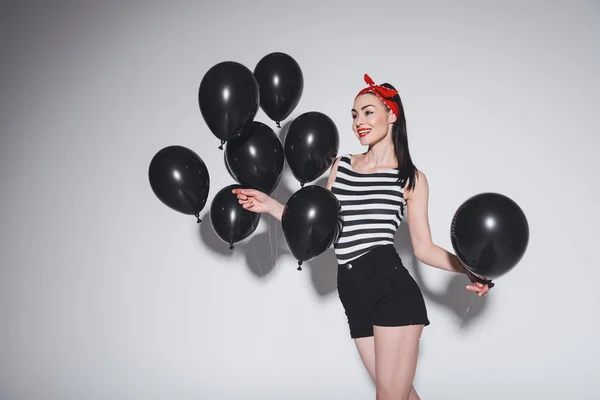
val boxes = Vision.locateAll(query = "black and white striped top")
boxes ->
[331,154,406,264]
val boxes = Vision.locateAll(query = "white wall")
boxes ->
[1,1,599,399]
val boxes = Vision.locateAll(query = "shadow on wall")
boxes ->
[394,222,490,330]
[196,114,489,327]
[197,116,339,297]
[197,177,490,328]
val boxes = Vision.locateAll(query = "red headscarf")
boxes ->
[355,74,400,118]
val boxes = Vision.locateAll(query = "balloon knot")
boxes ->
[229,243,234,250]
[297,260,303,271]
[195,214,201,223]
[276,121,281,128]
[300,182,305,187]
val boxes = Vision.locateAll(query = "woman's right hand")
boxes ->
[232,188,274,214]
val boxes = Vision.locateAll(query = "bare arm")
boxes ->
[405,171,491,295]
[268,199,285,221]
[326,156,342,191]
[233,156,341,222]
[405,170,466,274]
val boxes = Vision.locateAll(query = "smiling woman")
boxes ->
[349,76,419,195]
[232,73,492,400]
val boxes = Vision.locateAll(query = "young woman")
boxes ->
[232,74,492,400]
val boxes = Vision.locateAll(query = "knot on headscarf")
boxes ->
[355,74,400,118]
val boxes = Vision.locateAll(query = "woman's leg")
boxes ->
[354,334,421,400]
[354,337,377,380]
[374,325,423,400]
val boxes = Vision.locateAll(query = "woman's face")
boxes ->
[351,93,396,146]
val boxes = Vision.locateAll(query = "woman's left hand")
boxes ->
[465,270,494,296]
[466,281,492,296]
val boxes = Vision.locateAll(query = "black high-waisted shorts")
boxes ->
[337,244,430,339]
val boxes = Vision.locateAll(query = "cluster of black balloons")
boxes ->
[148,52,529,280]
[198,52,304,149]
[149,52,342,264]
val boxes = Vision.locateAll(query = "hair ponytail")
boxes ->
[381,83,418,191]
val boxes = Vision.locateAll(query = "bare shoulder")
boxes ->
[404,169,429,201]
[326,156,343,190]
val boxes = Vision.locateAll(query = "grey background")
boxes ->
[1,1,598,399]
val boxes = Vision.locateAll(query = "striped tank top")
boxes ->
[331,154,406,264]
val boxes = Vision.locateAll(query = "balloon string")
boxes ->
[464,292,476,317]
[268,215,275,267]
[274,185,280,272]
[252,245,264,277]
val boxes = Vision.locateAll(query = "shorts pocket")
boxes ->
[386,266,412,291]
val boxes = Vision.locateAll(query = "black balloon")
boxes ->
[210,184,261,249]
[225,121,284,194]
[451,192,529,279]
[254,52,304,128]
[281,185,342,269]
[198,61,260,148]
[148,145,210,222]
[285,112,339,186]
